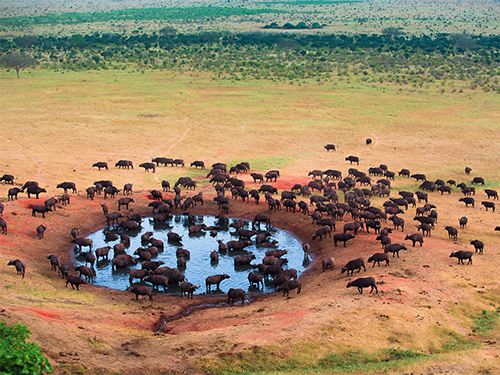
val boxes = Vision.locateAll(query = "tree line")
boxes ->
[1,31,499,92]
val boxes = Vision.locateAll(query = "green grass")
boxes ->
[232,156,297,172]
[199,345,431,375]
[198,324,481,375]
[472,308,500,336]
[0,7,280,28]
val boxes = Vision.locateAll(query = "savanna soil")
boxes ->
[0,70,499,375]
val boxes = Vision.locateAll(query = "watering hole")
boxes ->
[75,215,310,296]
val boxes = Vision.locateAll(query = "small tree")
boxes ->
[452,34,478,52]
[159,26,178,35]
[0,51,36,78]
[382,27,406,38]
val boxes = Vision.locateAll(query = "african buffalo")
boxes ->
[8,187,23,201]
[104,186,120,199]
[227,240,252,252]
[7,259,25,278]
[322,257,334,271]
[347,277,378,294]
[368,253,390,267]
[95,246,111,261]
[106,212,123,226]
[173,159,185,167]
[345,155,359,165]
[129,269,152,285]
[92,162,108,170]
[32,205,51,218]
[75,265,94,282]
[167,232,183,243]
[115,160,133,169]
[334,233,355,247]
[248,272,263,288]
[231,254,256,267]
[117,197,134,211]
[57,182,77,193]
[206,274,230,292]
[414,216,435,229]
[459,197,475,207]
[123,183,133,195]
[44,197,58,212]
[410,174,426,181]
[481,201,495,212]
[444,226,458,241]
[190,160,205,169]
[471,177,485,185]
[127,285,153,301]
[384,243,407,257]
[227,288,245,303]
[341,258,365,276]
[26,186,47,199]
[404,233,424,247]
[144,275,169,291]
[365,220,382,234]
[450,251,472,265]
[484,189,498,200]
[161,180,170,192]
[398,169,410,177]
[0,174,14,184]
[59,194,70,206]
[118,220,138,231]
[36,225,47,239]
[459,216,468,229]
[86,187,95,200]
[276,280,301,297]
[152,157,173,166]
[139,162,156,172]
[143,260,165,271]
[253,214,271,229]
[470,239,484,254]
[312,226,331,241]
[46,254,59,271]
[112,254,138,269]
[437,185,452,195]
[66,275,86,290]
[71,237,93,251]
[180,282,199,299]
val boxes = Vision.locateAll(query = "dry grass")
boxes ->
[0,68,500,375]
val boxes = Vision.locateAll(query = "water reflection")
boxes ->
[76,215,307,296]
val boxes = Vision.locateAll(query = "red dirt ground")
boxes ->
[1,171,499,375]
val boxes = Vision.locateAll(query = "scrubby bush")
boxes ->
[0,321,51,374]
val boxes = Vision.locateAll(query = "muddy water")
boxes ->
[76,215,309,296]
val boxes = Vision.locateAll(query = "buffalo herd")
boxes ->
[2,151,497,305]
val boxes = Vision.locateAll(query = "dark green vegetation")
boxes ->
[0,321,52,374]
[0,7,278,29]
[1,31,499,91]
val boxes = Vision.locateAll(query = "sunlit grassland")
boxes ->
[1,68,499,186]
[1,65,500,375]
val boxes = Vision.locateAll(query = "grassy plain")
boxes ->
[0,67,500,375]
[1,0,500,37]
